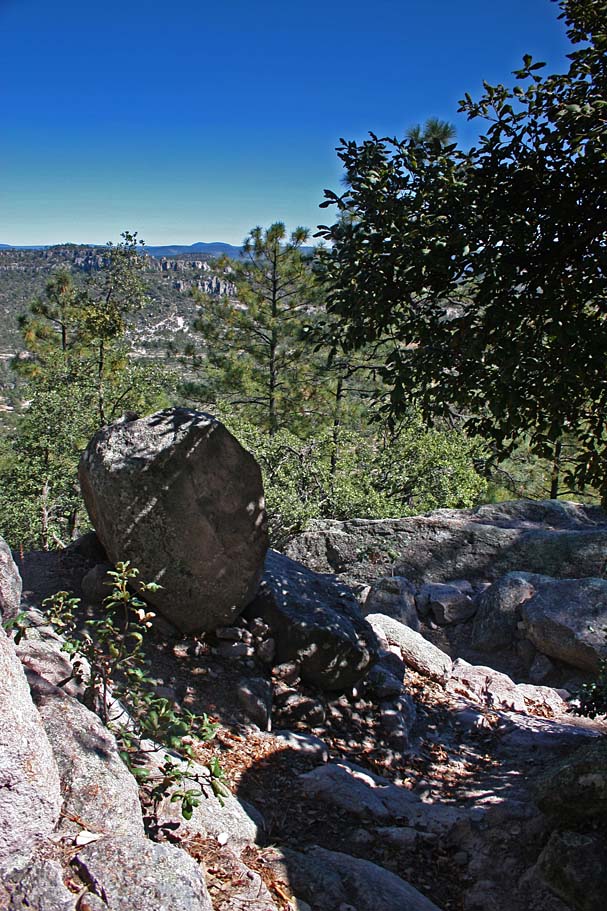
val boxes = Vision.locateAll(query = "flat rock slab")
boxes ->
[79,408,268,633]
[300,761,471,832]
[266,845,443,911]
[0,628,62,875]
[447,659,568,716]
[246,550,378,691]
[73,836,213,911]
[366,613,452,683]
[495,712,606,753]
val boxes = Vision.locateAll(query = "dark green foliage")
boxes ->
[221,409,486,546]
[318,0,607,501]
[576,630,607,718]
[190,223,321,435]
[0,235,174,550]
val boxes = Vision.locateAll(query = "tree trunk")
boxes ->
[550,438,562,500]
[268,248,279,436]
[330,374,344,478]
[97,338,106,426]
[40,480,50,552]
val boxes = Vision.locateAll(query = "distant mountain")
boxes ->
[144,242,244,259]
[0,244,53,250]
[0,240,316,258]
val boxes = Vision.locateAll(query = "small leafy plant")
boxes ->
[43,561,227,820]
[2,609,32,645]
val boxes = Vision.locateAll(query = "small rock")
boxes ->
[215,642,255,658]
[418,582,476,625]
[273,731,330,761]
[248,617,271,638]
[216,627,252,643]
[380,695,416,751]
[237,678,272,729]
[278,694,326,726]
[376,826,420,848]
[365,665,404,699]
[80,563,114,606]
[256,638,276,664]
[272,661,301,685]
[363,576,420,630]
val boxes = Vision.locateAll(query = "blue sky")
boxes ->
[0,0,570,246]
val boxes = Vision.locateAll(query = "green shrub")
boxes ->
[42,561,226,820]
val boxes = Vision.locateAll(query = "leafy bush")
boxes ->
[221,409,487,545]
[41,561,226,819]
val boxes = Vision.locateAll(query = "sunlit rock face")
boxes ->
[79,408,268,633]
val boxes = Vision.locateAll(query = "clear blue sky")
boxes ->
[0,0,570,246]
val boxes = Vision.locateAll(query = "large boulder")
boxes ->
[79,408,268,633]
[285,500,607,585]
[245,550,378,691]
[534,738,607,824]
[72,836,213,911]
[300,760,469,832]
[265,845,443,911]
[535,830,607,911]
[470,572,551,651]
[0,627,62,875]
[520,578,607,671]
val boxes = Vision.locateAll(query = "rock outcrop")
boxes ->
[285,499,607,585]
[0,536,22,621]
[79,408,268,633]
[0,625,62,876]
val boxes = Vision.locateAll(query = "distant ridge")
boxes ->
[144,242,243,258]
[0,241,315,258]
[0,241,244,258]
